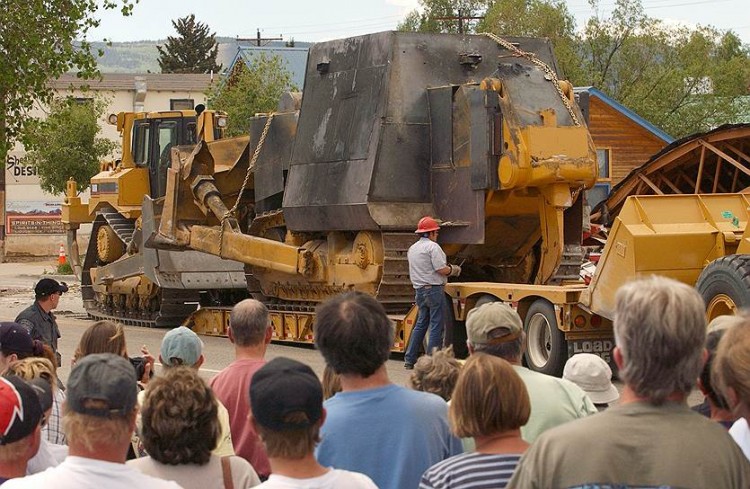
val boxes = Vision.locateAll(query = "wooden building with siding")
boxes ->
[575,87,675,207]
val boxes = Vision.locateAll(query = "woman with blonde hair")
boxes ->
[420,353,530,489]
[4,357,68,473]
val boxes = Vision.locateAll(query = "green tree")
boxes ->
[398,0,582,80]
[478,0,582,80]
[157,14,222,74]
[0,0,135,164]
[23,97,117,194]
[397,0,750,138]
[208,55,297,137]
[397,0,491,33]
[577,0,750,137]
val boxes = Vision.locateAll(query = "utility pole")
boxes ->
[434,9,485,34]
[237,29,284,47]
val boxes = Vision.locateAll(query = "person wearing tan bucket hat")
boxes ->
[563,353,619,410]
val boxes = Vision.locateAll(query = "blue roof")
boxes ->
[575,86,675,144]
[226,45,309,89]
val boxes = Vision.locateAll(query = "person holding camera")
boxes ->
[72,320,154,385]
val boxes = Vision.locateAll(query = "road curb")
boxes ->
[44,274,79,284]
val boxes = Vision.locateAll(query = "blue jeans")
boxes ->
[405,286,446,365]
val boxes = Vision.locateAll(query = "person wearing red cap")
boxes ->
[15,279,68,367]
[5,354,182,489]
[0,376,44,484]
[404,216,461,369]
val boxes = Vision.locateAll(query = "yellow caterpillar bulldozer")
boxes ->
[62,107,249,327]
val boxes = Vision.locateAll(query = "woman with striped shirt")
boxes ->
[420,353,530,489]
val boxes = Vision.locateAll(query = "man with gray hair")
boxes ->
[5,353,181,489]
[209,299,272,480]
[510,276,750,488]
[465,301,596,442]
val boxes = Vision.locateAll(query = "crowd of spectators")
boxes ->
[2,275,750,488]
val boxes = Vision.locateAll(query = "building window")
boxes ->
[170,99,194,110]
[73,97,93,105]
[597,148,611,180]
[587,148,612,208]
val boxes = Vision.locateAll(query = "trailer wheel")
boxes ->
[523,298,566,376]
[696,255,750,322]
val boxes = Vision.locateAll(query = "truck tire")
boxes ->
[696,255,750,322]
[523,298,566,377]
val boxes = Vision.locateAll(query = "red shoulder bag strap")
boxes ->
[221,456,234,489]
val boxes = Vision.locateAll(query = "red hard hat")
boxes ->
[415,216,440,234]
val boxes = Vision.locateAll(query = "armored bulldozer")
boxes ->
[62,108,249,327]
[146,31,597,352]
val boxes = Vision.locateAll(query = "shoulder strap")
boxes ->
[221,455,234,489]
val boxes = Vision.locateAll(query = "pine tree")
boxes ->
[157,14,222,74]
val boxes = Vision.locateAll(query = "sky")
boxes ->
[89,0,750,44]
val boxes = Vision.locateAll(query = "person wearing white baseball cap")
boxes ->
[563,353,619,410]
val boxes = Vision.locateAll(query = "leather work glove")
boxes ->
[449,264,462,277]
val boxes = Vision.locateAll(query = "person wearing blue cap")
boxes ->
[133,326,235,458]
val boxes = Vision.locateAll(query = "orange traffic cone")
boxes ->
[58,243,67,266]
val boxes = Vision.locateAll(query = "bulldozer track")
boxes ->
[84,288,201,329]
[100,206,136,246]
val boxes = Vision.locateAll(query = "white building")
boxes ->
[4,73,215,257]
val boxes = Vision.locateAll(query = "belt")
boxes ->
[418,284,443,289]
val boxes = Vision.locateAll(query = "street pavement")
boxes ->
[0,259,707,406]
[0,259,413,387]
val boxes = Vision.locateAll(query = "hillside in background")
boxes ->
[92,37,312,73]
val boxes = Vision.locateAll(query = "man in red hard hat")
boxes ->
[404,216,461,369]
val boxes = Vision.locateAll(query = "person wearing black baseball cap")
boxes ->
[249,357,377,489]
[15,278,68,367]
[0,322,45,373]
[0,375,44,483]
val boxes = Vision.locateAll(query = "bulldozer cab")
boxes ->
[131,115,197,198]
